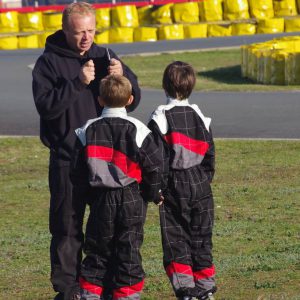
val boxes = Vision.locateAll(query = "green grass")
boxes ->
[122,49,300,92]
[0,137,300,299]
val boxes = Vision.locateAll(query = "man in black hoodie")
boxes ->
[32,2,141,300]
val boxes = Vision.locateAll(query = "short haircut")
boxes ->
[162,61,196,100]
[99,75,132,108]
[62,2,95,29]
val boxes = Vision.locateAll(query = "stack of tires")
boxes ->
[1,0,300,49]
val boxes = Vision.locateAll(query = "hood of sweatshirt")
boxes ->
[44,30,97,59]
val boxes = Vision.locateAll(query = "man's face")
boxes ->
[63,13,96,55]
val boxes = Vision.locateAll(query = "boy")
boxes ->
[71,74,163,300]
[148,61,217,300]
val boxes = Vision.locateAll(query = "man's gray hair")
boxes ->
[62,2,95,28]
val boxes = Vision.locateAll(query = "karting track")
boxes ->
[0,33,299,139]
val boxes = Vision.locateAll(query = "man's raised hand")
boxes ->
[79,59,95,85]
[108,58,123,76]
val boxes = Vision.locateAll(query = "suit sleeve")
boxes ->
[139,132,164,204]
[201,128,215,183]
[109,49,141,112]
[32,56,87,120]
[70,137,97,205]
[148,119,169,192]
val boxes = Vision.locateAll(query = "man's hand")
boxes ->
[79,60,95,85]
[108,58,123,75]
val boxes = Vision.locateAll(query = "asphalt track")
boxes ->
[0,32,300,139]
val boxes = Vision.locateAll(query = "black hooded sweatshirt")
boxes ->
[32,30,141,162]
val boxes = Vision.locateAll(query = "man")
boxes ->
[32,2,141,300]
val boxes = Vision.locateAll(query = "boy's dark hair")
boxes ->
[99,74,132,107]
[162,61,196,100]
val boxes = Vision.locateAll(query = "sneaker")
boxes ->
[197,286,217,300]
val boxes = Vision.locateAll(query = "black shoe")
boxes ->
[197,286,217,300]
[54,293,64,300]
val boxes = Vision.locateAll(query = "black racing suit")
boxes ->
[148,98,216,297]
[32,30,141,294]
[71,107,163,300]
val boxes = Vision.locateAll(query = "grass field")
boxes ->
[122,49,300,92]
[0,137,299,299]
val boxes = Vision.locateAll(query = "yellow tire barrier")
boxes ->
[241,36,300,85]
[2,2,300,50]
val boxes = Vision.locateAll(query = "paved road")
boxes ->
[137,90,300,139]
[1,33,300,139]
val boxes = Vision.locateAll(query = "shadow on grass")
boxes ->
[198,65,253,85]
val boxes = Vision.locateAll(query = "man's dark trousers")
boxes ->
[49,155,86,294]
